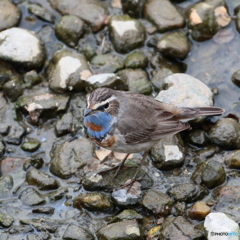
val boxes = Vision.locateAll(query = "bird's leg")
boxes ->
[113,153,130,178]
[121,150,149,192]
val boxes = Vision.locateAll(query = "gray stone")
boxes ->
[124,51,148,69]
[28,3,54,23]
[0,28,46,70]
[231,69,240,87]
[47,49,92,92]
[0,175,13,199]
[0,0,21,31]
[204,213,239,240]
[111,209,143,223]
[27,233,42,240]
[144,0,185,32]
[109,15,145,53]
[63,224,94,240]
[23,70,42,89]
[151,68,174,91]
[98,219,142,240]
[6,124,25,145]
[225,151,240,169]
[50,138,94,179]
[55,112,73,137]
[48,187,68,201]
[19,187,46,206]
[55,15,84,47]
[26,168,60,190]
[21,138,41,152]
[0,211,14,228]
[187,129,210,147]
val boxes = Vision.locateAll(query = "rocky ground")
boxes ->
[0,0,240,239]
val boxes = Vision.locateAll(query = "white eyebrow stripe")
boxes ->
[92,95,116,109]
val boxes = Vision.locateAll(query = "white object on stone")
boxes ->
[87,73,116,84]
[155,73,213,108]
[204,212,239,240]
[164,145,183,162]
[111,20,138,37]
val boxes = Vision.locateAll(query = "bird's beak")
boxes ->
[84,108,92,117]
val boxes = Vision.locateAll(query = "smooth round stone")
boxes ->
[124,51,148,69]
[21,140,41,152]
[231,69,240,87]
[109,15,145,53]
[188,201,211,220]
[0,28,46,70]
[155,73,214,108]
[28,3,54,23]
[144,0,185,32]
[0,0,21,31]
[225,151,240,169]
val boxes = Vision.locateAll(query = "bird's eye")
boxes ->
[104,102,109,109]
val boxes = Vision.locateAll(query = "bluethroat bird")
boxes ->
[84,87,224,189]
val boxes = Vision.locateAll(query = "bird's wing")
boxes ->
[116,92,190,144]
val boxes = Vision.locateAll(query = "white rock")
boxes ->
[87,73,116,84]
[0,27,45,69]
[204,212,239,240]
[164,145,183,162]
[155,73,213,108]
[111,20,138,37]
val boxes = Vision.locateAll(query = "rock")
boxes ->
[32,207,55,215]
[157,31,191,59]
[144,0,185,32]
[48,187,68,201]
[62,224,94,240]
[225,151,240,169]
[49,0,108,32]
[150,138,185,170]
[47,49,92,92]
[109,15,145,53]
[23,70,42,89]
[151,68,174,91]
[55,15,84,47]
[28,3,54,23]
[3,76,24,102]
[55,112,73,136]
[188,0,231,41]
[188,201,211,220]
[124,51,148,69]
[26,234,42,240]
[85,73,128,92]
[98,219,142,240]
[186,129,210,147]
[121,0,146,18]
[49,138,94,179]
[213,186,240,222]
[0,211,14,228]
[73,192,113,212]
[160,216,203,239]
[172,202,186,216]
[155,73,214,108]
[6,124,26,145]
[167,183,208,203]
[0,0,21,31]
[0,28,46,70]
[209,118,240,149]
[0,175,13,199]
[204,212,239,240]
[234,5,240,33]
[146,226,161,240]
[26,168,60,190]
[16,92,70,124]
[19,187,46,206]
[142,189,174,216]
[117,69,152,95]
[0,140,5,158]
[21,139,41,152]
[231,69,240,88]
[111,209,143,223]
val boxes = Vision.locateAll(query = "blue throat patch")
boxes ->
[84,112,114,141]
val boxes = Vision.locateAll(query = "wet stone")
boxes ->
[157,31,191,59]
[124,51,148,69]
[0,211,14,228]
[28,3,54,23]
[55,112,73,137]
[49,0,108,32]
[188,201,211,221]
[231,69,240,88]
[73,192,113,212]
[6,124,25,145]
[159,216,203,239]
[50,138,94,179]
[23,70,42,89]
[150,138,185,170]
[85,73,128,92]
[0,28,46,70]
[19,187,46,206]
[144,0,185,32]
[172,202,186,216]
[187,129,210,147]
[98,219,142,240]
[117,69,151,95]
[21,139,41,152]
[47,49,91,92]
[9,225,34,235]
[26,168,60,190]
[167,183,208,203]
[109,15,145,53]
[146,226,161,240]
[90,54,124,74]
[0,0,21,31]
[55,15,84,47]
[48,187,68,201]
[225,150,240,169]
[32,207,55,215]
[209,118,240,149]
[0,140,5,158]
[121,0,146,18]
[111,209,143,223]
[26,233,41,240]
[62,223,94,240]
[151,68,174,91]
[16,93,70,124]
[234,5,240,33]
[0,175,14,199]
[142,189,174,216]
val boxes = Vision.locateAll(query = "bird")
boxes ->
[83,87,224,190]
